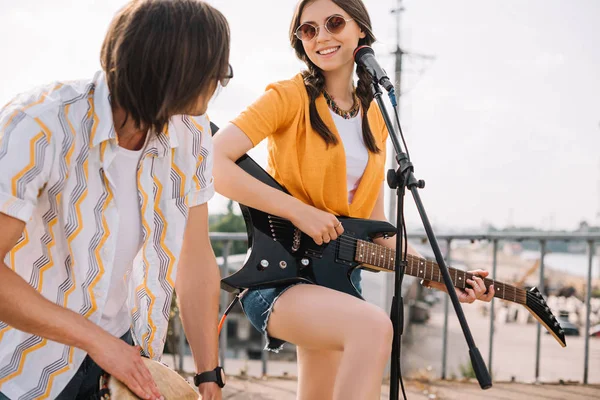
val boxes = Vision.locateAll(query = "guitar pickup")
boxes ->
[301,234,325,259]
[305,248,324,259]
[335,232,355,266]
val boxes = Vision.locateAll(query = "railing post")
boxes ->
[488,239,498,377]
[219,240,232,369]
[441,239,451,379]
[177,312,185,372]
[583,240,595,384]
[535,240,546,382]
[261,335,268,377]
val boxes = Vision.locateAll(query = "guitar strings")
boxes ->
[268,220,465,277]
[268,221,514,283]
[265,218,398,252]
[270,224,522,297]
[266,220,387,252]
[265,216,525,300]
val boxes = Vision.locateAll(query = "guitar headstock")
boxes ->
[524,287,566,347]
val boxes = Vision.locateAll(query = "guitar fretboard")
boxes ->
[353,239,526,305]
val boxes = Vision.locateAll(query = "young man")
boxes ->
[0,1,231,399]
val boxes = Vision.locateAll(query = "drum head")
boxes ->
[107,358,199,399]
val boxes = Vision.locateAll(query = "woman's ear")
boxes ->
[359,30,366,39]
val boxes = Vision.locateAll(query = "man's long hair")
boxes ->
[101,0,230,134]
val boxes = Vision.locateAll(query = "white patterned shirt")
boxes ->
[0,71,214,399]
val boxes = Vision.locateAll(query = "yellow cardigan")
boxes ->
[232,73,388,219]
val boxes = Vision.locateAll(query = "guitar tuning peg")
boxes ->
[559,329,564,335]
[554,321,560,327]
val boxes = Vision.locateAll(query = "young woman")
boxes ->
[213,1,494,398]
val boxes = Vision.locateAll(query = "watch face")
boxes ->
[219,368,227,385]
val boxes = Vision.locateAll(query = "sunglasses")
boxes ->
[219,64,234,87]
[295,14,354,42]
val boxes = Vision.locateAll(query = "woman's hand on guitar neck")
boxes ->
[424,269,495,304]
[289,203,344,246]
[87,336,163,400]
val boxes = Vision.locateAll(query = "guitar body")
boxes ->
[221,155,396,299]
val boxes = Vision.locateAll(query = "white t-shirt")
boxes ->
[329,110,369,203]
[99,146,143,337]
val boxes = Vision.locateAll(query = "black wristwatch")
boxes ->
[194,366,226,388]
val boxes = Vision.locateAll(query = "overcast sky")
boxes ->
[1,0,598,231]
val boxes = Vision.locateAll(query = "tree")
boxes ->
[210,200,248,257]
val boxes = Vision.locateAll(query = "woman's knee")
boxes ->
[370,308,394,352]
[347,305,394,352]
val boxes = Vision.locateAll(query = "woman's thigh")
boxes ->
[296,346,342,400]
[266,283,391,351]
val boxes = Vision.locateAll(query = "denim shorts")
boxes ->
[240,269,362,352]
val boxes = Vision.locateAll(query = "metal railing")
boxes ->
[172,231,599,384]
[405,232,600,384]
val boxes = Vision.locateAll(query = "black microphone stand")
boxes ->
[370,82,493,400]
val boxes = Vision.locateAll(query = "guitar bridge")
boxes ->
[292,228,301,253]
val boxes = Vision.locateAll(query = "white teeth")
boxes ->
[318,47,339,55]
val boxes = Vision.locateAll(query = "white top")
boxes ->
[99,146,143,337]
[329,110,369,203]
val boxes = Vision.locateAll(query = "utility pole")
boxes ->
[384,0,404,318]
[386,0,404,224]
[384,0,436,385]
[384,0,406,384]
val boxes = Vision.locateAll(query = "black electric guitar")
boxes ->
[221,154,567,348]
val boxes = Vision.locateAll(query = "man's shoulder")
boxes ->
[170,114,212,153]
[173,114,211,136]
[2,77,96,121]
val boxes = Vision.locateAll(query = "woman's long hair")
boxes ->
[290,0,380,153]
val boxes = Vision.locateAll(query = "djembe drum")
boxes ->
[102,358,199,399]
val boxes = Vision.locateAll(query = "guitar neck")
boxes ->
[354,239,526,305]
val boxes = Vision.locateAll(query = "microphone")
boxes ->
[353,45,394,93]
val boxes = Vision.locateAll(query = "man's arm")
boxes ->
[0,212,162,399]
[0,213,105,350]
[175,202,222,398]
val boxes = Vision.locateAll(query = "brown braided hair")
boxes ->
[289,0,380,153]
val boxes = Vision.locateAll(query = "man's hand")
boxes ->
[198,382,222,400]
[87,336,163,400]
[424,269,495,304]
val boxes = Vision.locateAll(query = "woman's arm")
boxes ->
[213,124,343,245]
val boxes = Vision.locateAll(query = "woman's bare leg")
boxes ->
[296,347,341,400]
[267,284,393,400]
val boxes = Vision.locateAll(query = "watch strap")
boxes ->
[194,367,225,388]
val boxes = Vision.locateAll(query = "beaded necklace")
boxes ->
[323,90,360,119]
